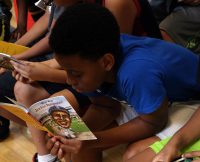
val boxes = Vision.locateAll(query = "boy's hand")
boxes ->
[46,136,82,159]
[183,151,200,161]
[152,145,180,162]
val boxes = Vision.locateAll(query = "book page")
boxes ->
[29,96,97,140]
[0,53,22,70]
[0,41,29,56]
[0,103,47,131]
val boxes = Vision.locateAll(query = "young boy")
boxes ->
[46,3,200,161]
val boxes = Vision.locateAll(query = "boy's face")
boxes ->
[55,54,114,93]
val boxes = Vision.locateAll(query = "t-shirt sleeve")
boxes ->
[120,59,167,114]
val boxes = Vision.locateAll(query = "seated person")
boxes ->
[39,3,200,162]
[150,0,200,54]
[3,0,162,161]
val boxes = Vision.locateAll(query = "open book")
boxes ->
[0,41,29,55]
[0,41,29,70]
[0,96,97,140]
[0,53,22,70]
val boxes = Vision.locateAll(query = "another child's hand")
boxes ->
[182,151,200,161]
[0,68,6,75]
[10,27,27,41]
[11,60,51,82]
[46,136,82,159]
[12,70,33,84]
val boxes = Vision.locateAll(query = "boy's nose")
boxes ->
[66,76,78,87]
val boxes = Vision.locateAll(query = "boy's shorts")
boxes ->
[150,137,200,154]
[160,5,200,54]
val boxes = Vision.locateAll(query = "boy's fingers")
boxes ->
[60,143,80,154]
[57,148,64,159]
[50,141,60,156]
[46,137,56,150]
[55,136,80,145]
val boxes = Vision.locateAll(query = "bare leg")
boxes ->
[125,147,156,162]
[14,81,51,155]
[14,81,81,155]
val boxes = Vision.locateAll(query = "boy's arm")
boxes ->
[15,11,50,46]
[84,97,169,149]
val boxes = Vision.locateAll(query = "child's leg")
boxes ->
[14,81,52,156]
[125,147,156,162]
[14,81,50,107]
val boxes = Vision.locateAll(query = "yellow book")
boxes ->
[0,96,97,140]
[0,41,29,56]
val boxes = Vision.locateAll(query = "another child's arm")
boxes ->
[15,11,50,46]
[152,107,200,162]
[10,0,28,40]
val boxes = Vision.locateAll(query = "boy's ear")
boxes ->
[100,53,115,71]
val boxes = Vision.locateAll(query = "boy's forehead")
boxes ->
[55,54,94,68]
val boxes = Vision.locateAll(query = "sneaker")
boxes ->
[32,153,61,162]
[0,116,10,141]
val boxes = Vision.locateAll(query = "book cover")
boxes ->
[0,96,97,140]
[0,41,29,56]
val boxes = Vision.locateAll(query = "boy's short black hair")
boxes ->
[49,3,120,60]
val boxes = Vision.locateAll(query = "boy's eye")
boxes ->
[68,71,82,77]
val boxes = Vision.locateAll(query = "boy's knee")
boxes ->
[123,144,142,162]
[14,82,32,102]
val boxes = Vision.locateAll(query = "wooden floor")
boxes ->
[0,122,125,162]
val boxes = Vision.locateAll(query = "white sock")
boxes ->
[37,154,57,162]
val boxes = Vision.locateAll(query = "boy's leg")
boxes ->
[123,136,160,162]
[14,81,54,161]
[124,147,156,162]
[14,82,84,161]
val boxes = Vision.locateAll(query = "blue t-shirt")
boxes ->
[87,34,200,115]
